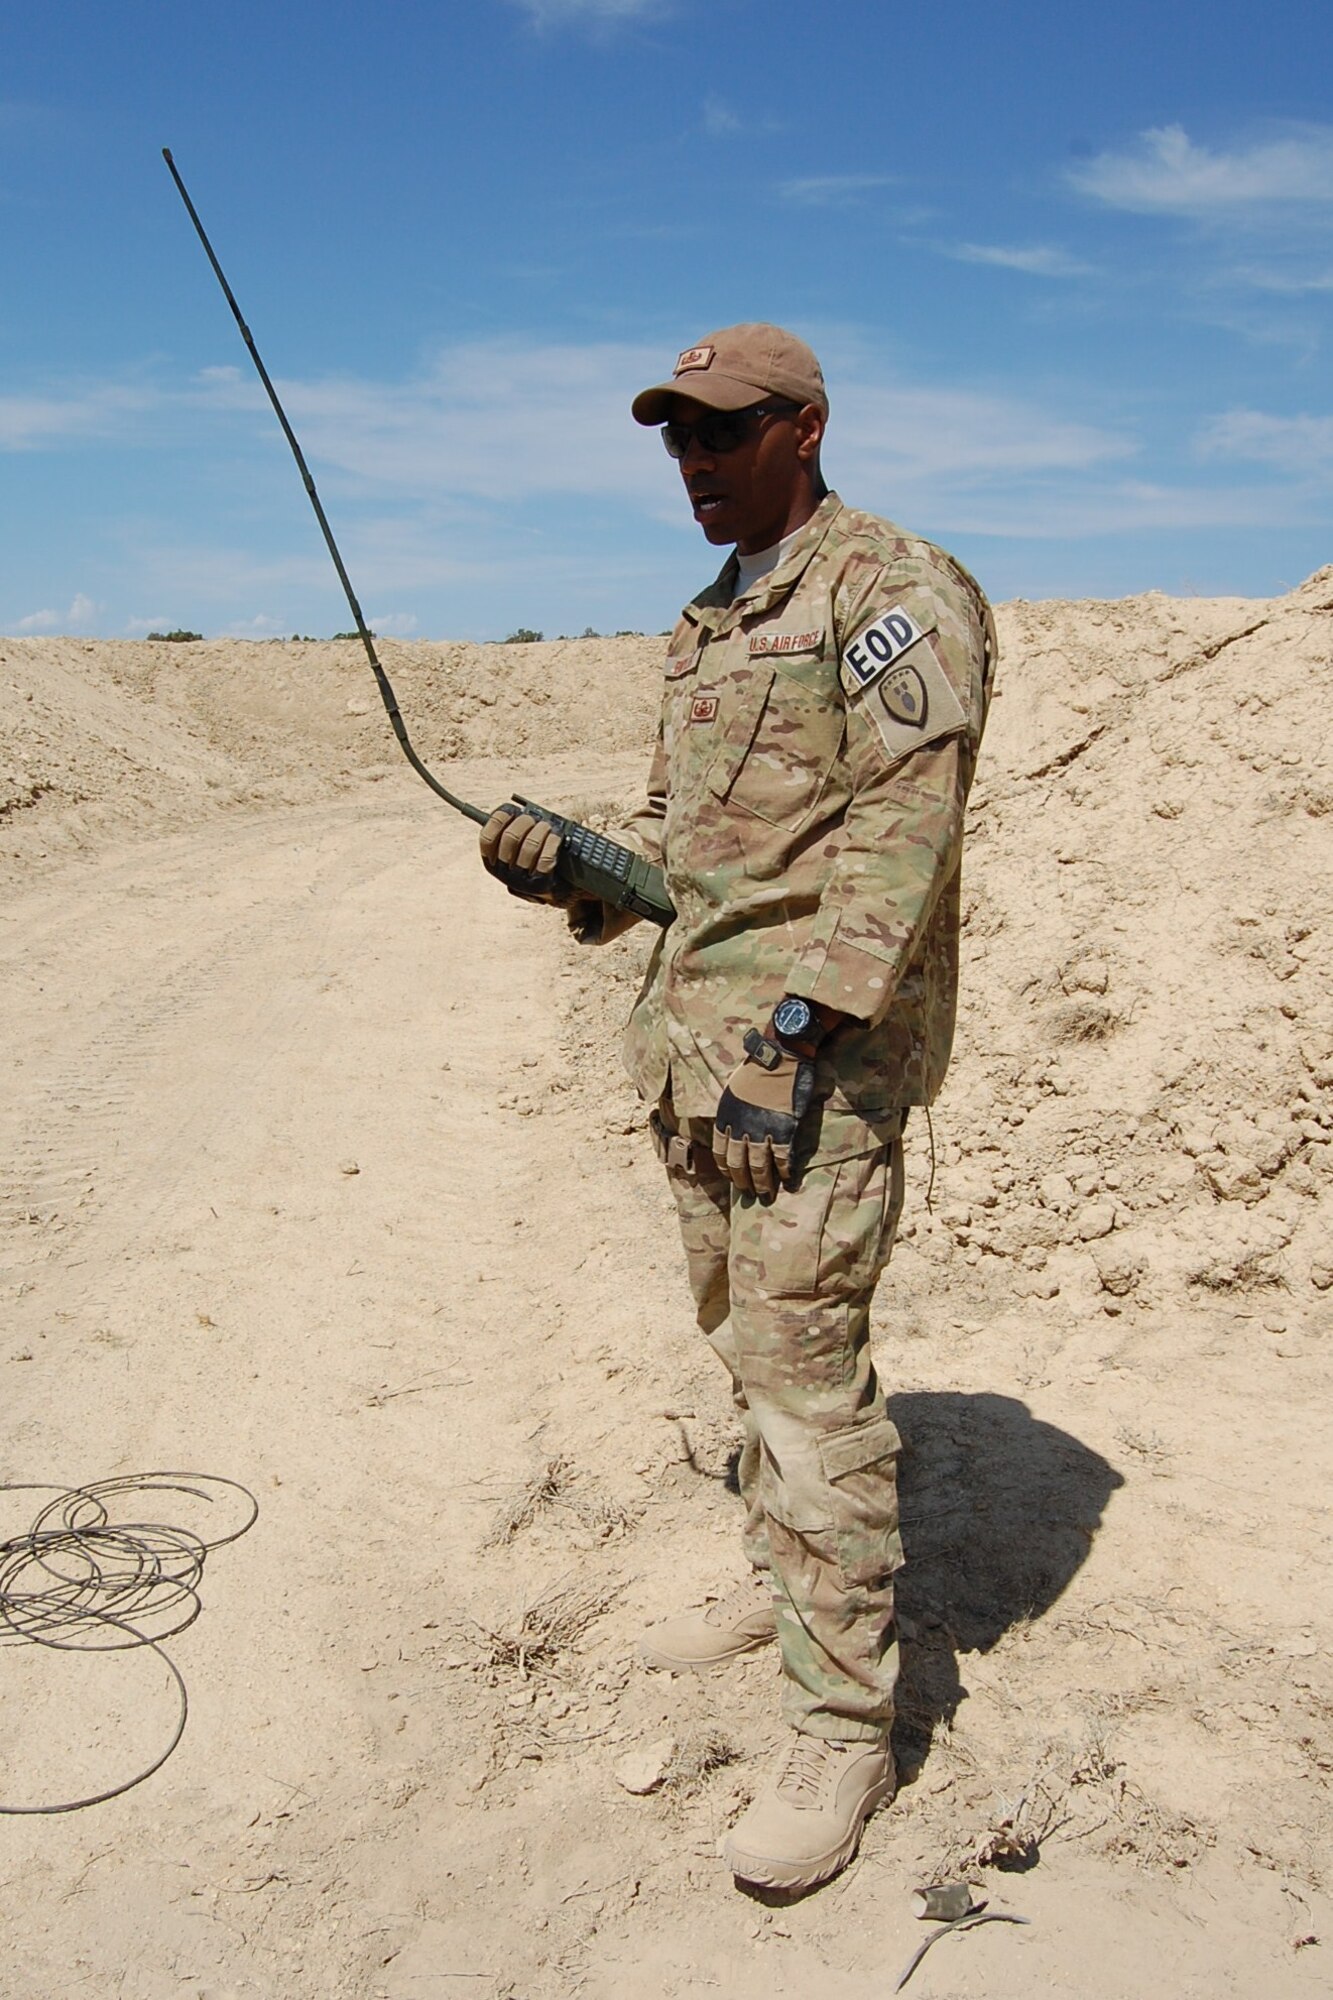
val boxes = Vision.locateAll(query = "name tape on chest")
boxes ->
[749,627,822,657]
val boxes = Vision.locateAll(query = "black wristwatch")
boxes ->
[771,995,822,1060]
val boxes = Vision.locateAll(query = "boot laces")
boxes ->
[706,1574,770,1626]
[775,1733,836,1806]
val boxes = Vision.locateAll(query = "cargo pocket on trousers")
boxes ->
[817,1414,904,1588]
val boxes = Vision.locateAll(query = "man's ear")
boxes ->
[794,403,826,465]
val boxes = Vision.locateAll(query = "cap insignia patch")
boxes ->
[674,344,715,374]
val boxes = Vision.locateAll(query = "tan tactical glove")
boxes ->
[479,807,569,905]
[712,1029,817,1199]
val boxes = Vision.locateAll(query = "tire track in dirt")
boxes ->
[0,803,425,1265]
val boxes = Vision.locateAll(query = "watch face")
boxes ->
[774,997,813,1042]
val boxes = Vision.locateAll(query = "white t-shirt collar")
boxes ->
[732,527,803,601]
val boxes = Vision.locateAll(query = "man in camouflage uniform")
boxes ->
[481,324,994,1892]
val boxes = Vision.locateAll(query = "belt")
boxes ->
[649,1107,704,1176]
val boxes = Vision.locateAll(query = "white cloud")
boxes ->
[15,591,97,632]
[833,382,1131,488]
[189,339,1138,527]
[1070,123,1333,216]
[194,338,671,506]
[779,174,896,207]
[1196,408,1333,474]
[127,539,339,606]
[508,0,663,25]
[124,615,171,636]
[703,96,784,139]
[937,477,1321,540]
[1228,264,1333,295]
[703,95,743,137]
[0,384,153,449]
[219,613,291,637]
[7,340,1134,533]
[949,242,1094,278]
[366,611,419,637]
[21,339,1308,580]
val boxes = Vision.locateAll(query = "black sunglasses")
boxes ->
[660,400,802,459]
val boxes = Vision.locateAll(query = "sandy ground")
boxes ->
[1,586,1330,1998]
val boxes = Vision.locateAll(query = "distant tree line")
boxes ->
[142,624,661,645]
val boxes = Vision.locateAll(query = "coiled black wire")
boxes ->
[0,1472,258,1813]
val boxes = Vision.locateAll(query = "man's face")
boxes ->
[665,395,825,555]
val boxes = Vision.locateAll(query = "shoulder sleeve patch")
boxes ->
[839,606,936,695]
[855,635,968,763]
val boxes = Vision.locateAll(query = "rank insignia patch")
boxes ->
[689,692,719,725]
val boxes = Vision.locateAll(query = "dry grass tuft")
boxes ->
[925,1736,1217,1881]
[927,1763,1073,1880]
[661,1726,741,1802]
[1099,1783,1214,1871]
[1047,999,1120,1044]
[483,1454,633,1548]
[1191,1252,1286,1293]
[475,1578,620,1680]
[571,1486,634,1542]
[483,1455,574,1547]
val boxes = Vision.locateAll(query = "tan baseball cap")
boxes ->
[631,322,828,425]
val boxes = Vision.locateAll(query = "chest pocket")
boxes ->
[707,657,844,831]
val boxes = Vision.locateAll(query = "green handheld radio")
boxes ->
[507,798,674,925]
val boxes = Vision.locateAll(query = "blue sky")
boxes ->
[3,0,1331,641]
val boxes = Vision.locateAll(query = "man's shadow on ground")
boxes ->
[886,1389,1124,1772]
[697,1388,1123,1769]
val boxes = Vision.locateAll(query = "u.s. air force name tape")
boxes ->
[749,627,822,656]
[841,607,968,760]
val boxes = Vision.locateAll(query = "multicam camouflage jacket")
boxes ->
[620,492,996,1131]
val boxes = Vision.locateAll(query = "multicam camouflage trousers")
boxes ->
[654,1098,906,1742]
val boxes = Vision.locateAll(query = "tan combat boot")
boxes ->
[639,1571,777,1672]
[723,1731,895,1891]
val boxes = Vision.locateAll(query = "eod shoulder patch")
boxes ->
[840,607,931,694]
[841,606,968,762]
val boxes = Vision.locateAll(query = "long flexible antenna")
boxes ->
[162,148,486,827]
